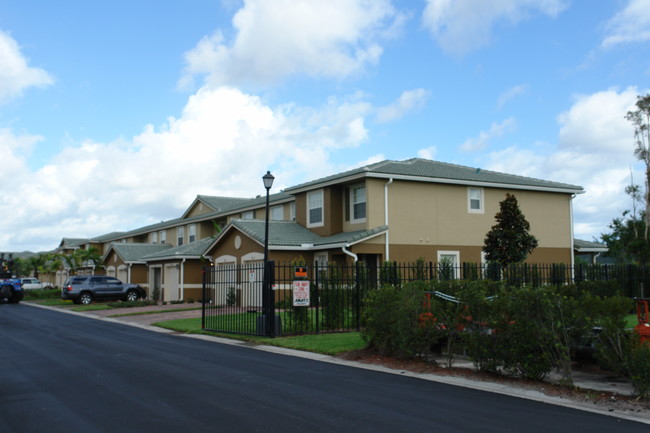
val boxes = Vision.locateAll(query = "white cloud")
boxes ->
[376,88,430,123]
[602,0,650,48]
[179,0,401,88]
[421,0,566,55]
[460,117,516,152]
[557,87,638,156]
[417,146,438,160]
[0,86,371,251]
[481,88,642,241]
[497,84,528,108]
[0,30,53,104]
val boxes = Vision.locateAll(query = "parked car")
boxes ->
[21,278,44,290]
[61,276,145,305]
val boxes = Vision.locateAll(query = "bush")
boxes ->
[23,288,61,299]
[628,341,650,398]
[362,281,445,358]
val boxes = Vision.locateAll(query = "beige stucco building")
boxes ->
[45,158,584,300]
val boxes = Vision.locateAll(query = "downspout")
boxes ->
[180,258,186,300]
[384,178,393,261]
[342,245,358,263]
[570,194,576,278]
[127,263,132,283]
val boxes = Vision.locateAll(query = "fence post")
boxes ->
[315,261,320,334]
[355,261,361,331]
[201,267,206,330]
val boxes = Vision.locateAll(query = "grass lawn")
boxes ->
[153,317,367,355]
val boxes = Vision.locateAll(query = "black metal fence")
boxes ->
[202,261,649,337]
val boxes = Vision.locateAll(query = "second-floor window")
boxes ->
[351,185,366,223]
[290,202,296,221]
[270,205,283,221]
[242,211,254,220]
[177,226,184,246]
[160,230,166,244]
[188,224,196,243]
[468,187,484,214]
[150,232,158,244]
[307,190,324,227]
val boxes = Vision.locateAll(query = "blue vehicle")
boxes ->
[1,254,23,304]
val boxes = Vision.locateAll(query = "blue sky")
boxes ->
[1,0,649,252]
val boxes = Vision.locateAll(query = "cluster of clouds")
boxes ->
[1,0,649,251]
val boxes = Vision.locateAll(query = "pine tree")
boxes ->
[483,193,538,267]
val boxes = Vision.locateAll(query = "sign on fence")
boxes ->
[292,280,310,306]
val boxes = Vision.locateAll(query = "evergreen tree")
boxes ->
[483,193,538,267]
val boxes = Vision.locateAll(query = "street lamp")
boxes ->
[262,171,274,337]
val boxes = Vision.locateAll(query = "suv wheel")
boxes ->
[79,292,93,305]
[125,290,139,302]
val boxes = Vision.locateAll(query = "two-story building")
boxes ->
[47,158,583,301]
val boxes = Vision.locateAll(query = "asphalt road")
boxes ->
[0,304,646,433]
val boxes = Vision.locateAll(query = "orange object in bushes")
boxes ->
[634,299,650,345]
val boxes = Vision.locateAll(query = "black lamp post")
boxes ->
[262,171,274,337]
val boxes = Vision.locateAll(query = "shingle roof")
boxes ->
[107,243,173,262]
[58,238,88,248]
[197,195,252,212]
[574,239,608,252]
[286,158,584,194]
[142,236,215,261]
[90,231,126,243]
[228,220,388,249]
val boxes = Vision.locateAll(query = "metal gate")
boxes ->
[201,262,368,337]
[201,262,267,336]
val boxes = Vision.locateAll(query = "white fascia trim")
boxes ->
[366,173,584,195]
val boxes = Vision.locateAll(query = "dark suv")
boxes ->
[62,276,145,305]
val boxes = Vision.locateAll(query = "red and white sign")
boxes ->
[292,280,310,306]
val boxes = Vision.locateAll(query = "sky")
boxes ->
[1,0,649,252]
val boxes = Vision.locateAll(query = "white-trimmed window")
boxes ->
[242,210,254,220]
[150,232,158,244]
[468,187,484,213]
[314,252,328,276]
[290,202,296,221]
[270,205,283,221]
[350,185,366,223]
[307,190,324,227]
[177,226,184,246]
[437,250,460,279]
[160,230,166,244]
[188,224,196,243]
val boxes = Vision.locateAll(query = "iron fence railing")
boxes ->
[202,262,649,337]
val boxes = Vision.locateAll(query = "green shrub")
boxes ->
[23,288,61,299]
[628,341,650,398]
[226,287,237,306]
[362,282,445,358]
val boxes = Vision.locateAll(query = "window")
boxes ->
[350,185,366,223]
[188,224,196,243]
[437,251,460,279]
[468,187,484,213]
[290,202,296,221]
[242,211,254,220]
[270,205,284,221]
[150,232,158,244]
[177,226,184,246]
[314,253,328,277]
[307,190,324,227]
[160,230,166,244]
